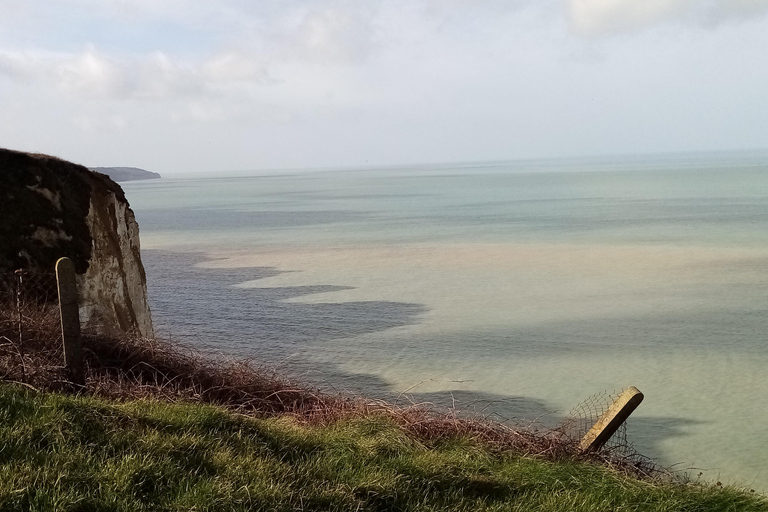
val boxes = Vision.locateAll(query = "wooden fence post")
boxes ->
[56,257,84,386]
[579,386,643,453]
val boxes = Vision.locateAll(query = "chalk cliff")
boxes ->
[0,148,153,337]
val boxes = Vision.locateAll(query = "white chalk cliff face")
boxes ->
[0,148,153,337]
[79,186,153,337]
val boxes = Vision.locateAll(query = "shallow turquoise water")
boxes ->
[123,152,768,490]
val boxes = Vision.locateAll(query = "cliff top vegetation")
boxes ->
[1,300,766,511]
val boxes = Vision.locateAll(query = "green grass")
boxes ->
[0,384,764,512]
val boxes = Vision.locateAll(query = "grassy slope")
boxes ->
[1,385,765,512]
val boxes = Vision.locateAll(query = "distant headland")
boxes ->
[89,166,161,182]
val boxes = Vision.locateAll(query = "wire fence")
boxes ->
[564,388,660,476]
[1,268,62,382]
[1,267,61,321]
[1,267,657,473]
[564,389,630,452]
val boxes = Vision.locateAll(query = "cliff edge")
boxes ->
[0,148,153,337]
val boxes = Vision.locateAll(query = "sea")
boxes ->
[121,151,768,490]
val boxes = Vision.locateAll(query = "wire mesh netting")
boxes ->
[564,389,630,453]
[1,268,62,382]
[1,268,61,323]
[0,267,667,478]
[563,388,662,477]
[2,268,59,307]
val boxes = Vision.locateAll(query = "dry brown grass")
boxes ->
[0,301,664,477]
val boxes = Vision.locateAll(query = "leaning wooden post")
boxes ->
[579,386,643,453]
[56,257,84,386]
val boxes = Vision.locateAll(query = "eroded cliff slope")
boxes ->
[0,148,153,336]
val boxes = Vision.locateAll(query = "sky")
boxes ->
[1,0,767,174]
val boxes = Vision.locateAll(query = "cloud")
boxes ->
[2,0,767,173]
[55,48,126,97]
[73,113,127,132]
[201,52,268,82]
[0,52,36,80]
[0,48,127,97]
[568,0,768,36]
[0,47,274,103]
[286,3,379,63]
[713,0,768,20]
[132,52,200,99]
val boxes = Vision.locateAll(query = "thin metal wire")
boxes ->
[565,389,629,450]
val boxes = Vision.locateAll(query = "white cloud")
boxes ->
[132,52,201,99]
[569,0,693,35]
[709,0,768,21]
[201,52,268,83]
[0,47,273,104]
[55,48,126,97]
[568,0,768,36]
[73,113,127,132]
[255,1,382,65]
[0,52,37,80]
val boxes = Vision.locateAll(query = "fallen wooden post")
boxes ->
[579,386,643,453]
[56,257,84,386]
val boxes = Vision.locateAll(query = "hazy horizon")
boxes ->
[90,147,768,178]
